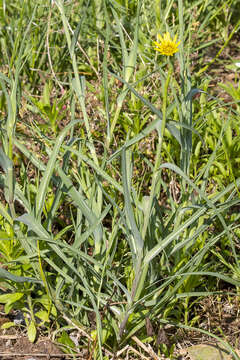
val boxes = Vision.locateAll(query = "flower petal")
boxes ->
[154,32,180,56]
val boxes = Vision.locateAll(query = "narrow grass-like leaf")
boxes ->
[16,213,50,240]
[70,20,82,57]
[102,0,111,140]
[0,267,42,284]
[57,167,103,252]
[35,120,80,219]
[109,71,163,119]
[14,139,47,172]
[122,147,143,259]
[160,162,239,262]
[62,144,123,193]
[144,205,207,264]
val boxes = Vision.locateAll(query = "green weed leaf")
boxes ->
[28,321,37,343]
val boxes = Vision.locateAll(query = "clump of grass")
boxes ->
[0,0,240,359]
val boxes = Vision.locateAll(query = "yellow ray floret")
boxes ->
[154,32,180,56]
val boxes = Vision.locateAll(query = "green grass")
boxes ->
[0,0,240,358]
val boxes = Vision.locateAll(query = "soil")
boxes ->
[0,334,66,360]
[0,308,81,360]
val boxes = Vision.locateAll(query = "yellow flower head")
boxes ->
[154,32,180,56]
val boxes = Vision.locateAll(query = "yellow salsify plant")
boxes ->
[120,31,181,339]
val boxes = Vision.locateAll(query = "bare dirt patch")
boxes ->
[0,336,65,360]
